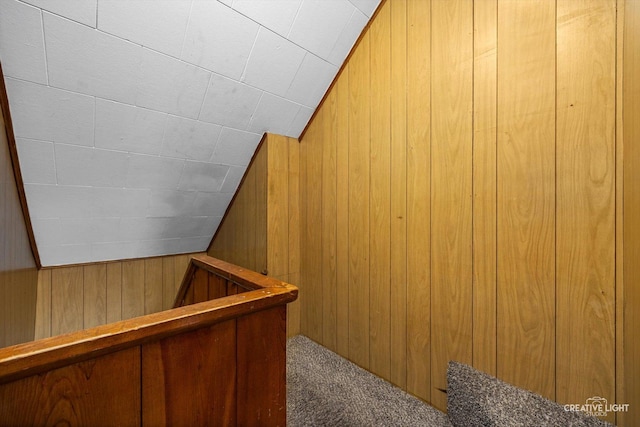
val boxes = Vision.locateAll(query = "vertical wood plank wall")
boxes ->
[209,134,301,336]
[34,253,203,340]
[1,73,38,348]
[298,0,634,422]
[622,0,640,424]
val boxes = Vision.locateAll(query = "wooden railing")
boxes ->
[0,255,298,426]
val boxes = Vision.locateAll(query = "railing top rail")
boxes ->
[0,256,297,385]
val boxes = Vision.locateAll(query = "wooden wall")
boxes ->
[34,253,203,339]
[0,67,38,348]
[298,0,632,423]
[622,0,640,424]
[209,134,301,336]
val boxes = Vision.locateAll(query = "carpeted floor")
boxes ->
[287,335,452,427]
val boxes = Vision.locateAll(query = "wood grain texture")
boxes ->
[288,138,301,337]
[34,270,52,341]
[497,0,556,400]
[255,138,268,275]
[267,134,289,279]
[622,0,640,424]
[369,0,392,381]
[0,347,140,427]
[322,90,338,352]
[299,133,310,338]
[51,267,83,336]
[237,306,287,427]
[1,255,296,426]
[335,69,351,358]
[36,254,202,339]
[122,260,145,320]
[192,268,209,304]
[142,320,236,426]
[162,257,176,310]
[83,264,106,329]
[106,262,122,323]
[144,257,163,315]
[556,0,616,421]
[472,0,498,377]
[348,31,371,369]
[430,0,474,411]
[614,2,625,425]
[303,111,324,343]
[406,0,431,401]
[390,0,408,390]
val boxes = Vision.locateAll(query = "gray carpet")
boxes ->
[287,335,452,427]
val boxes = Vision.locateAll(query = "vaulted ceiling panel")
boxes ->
[20,0,96,26]
[242,27,306,96]
[6,79,95,146]
[0,0,46,83]
[97,0,192,58]
[181,1,259,79]
[0,0,380,266]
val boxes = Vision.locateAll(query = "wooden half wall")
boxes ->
[298,0,636,424]
[209,133,301,337]
[34,253,204,340]
[0,64,38,348]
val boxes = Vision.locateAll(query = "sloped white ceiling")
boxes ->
[0,0,380,266]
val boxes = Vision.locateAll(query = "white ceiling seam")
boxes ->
[0,0,381,266]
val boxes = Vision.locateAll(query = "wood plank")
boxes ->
[0,347,140,427]
[287,273,301,337]
[208,272,227,300]
[335,67,350,358]
[322,89,338,352]
[192,268,209,304]
[615,1,626,426]
[144,258,163,315]
[51,267,83,336]
[298,132,309,337]
[369,0,391,382]
[406,0,431,402]
[34,269,52,340]
[83,264,107,329]
[304,109,324,343]
[496,0,556,400]
[390,0,407,389]
[287,137,301,337]
[267,134,289,279]
[255,138,268,275]
[556,0,616,421]
[106,262,122,323]
[430,0,474,411]
[622,0,640,424]
[242,156,257,271]
[236,306,287,426]
[122,259,145,320]
[348,30,371,369]
[162,256,176,310]
[472,0,498,377]
[173,254,190,296]
[142,320,236,426]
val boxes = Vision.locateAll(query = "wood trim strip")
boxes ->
[0,63,41,268]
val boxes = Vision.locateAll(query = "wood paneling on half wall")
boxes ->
[298,0,633,424]
[209,134,301,337]
[1,66,38,348]
[34,253,203,339]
